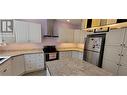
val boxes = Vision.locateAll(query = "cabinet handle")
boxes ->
[117,64,122,66]
[119,64,122,66]
[3,69,7,72]
[118,54,121,56]
[121,54,124,56]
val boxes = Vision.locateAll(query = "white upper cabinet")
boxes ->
[14,20,42,43]
[29,22,41,43]
[58,27,74,43]
[74,30,85,43]
[0,35,2,43]
[74,30,81,43]
[106,19,117,25]
[105,28,125,46]
[14,20,29,43]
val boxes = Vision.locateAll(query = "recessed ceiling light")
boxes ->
[66,20,70,22]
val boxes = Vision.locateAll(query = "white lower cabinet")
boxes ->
[72,51,78,59]
[59,51,83,60]
[118,65,127,76]
[0,53,44,76]
[0,60,12,76]
[59,51,72,59]
[72,51,83,60]
[11,55,25,76]
[102,59,119,75]
[24,53,44,72]
[78,52,83,60]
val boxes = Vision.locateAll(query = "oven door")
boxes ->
[45,52,59,61]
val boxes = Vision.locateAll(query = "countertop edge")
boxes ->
[0,50,43,65]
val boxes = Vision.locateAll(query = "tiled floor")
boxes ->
[23,70,46,76]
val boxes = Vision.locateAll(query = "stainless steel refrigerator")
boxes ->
[83,33,106,68]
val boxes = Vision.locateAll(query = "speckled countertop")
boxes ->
[0,49,43,57]
[57,48,83,52]
[46,58,112,76]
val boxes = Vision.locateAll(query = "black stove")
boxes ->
[43,46,59,62]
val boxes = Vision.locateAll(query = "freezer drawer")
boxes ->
[86,51,100,66]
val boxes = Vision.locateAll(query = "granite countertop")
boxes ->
[57,48,84,52]
[46,58,112,76]
[0,49,43,57]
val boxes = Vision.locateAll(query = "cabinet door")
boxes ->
[118,65,127,76]
[72,51,83,60]
[0,35,2,43]
[103,46,122,62]
[2,35,15,43]
[78,52,83,60]
[11,55,25,76]
[123,28,127,46]
[74,30,85,43]
[65,29,74,43]
[59,51,72,59]
[105,28,125,46]
[72,51,79,59]
[120,47,127,66]
[29,23,41,43]
[58,28,74,43]
[14,20,29,43]
[80,31,85,43]
[106,19,117,25]
[81,19,87,29]
[24,53,44,72]
[102,45,122,75]
[74,30,80,43]
[92,19,101,27]
[0,60,12,76]
[102,59,118,75]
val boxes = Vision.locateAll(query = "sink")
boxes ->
[0,58,5,61]
[0,56,11,64]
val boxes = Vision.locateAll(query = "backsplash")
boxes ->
[0,42,84,51]
[0,43,44,51]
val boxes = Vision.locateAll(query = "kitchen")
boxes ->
[0,19,127,76]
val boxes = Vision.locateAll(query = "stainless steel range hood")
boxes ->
[43,19,58,37]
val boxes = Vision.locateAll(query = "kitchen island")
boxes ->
[46,58,112,76]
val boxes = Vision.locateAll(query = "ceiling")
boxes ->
[57,19,82,26]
